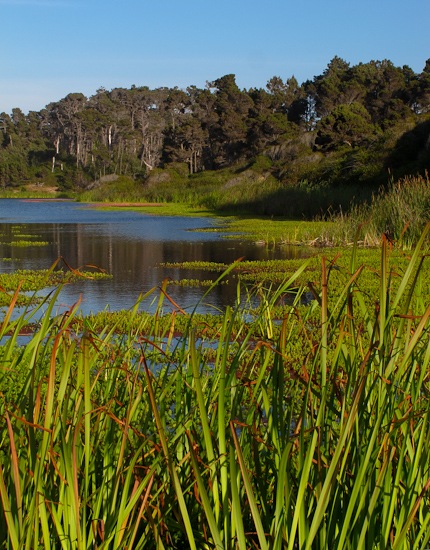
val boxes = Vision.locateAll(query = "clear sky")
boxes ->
[1,0,429,114]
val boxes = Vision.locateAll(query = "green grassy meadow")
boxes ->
[0,223,429,549]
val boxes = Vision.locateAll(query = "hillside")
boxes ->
[1,57,430,218]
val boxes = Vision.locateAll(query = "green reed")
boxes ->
[0,225,429,549]
[339,173,430,246]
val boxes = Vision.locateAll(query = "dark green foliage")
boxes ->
[1,56,430,220]
[0,148,29,186]
[386,117,430,177]
[316,102,382,149]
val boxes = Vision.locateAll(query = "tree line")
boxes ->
[1,56,430,191]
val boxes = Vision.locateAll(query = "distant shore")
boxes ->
[89,202,163,208]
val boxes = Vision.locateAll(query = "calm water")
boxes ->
[0,199,308,315]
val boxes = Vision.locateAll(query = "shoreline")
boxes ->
[89,201,163,208]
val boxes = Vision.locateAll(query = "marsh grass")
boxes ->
[0,260,112,307]
[0,226,429,549]
[339,173,430,246]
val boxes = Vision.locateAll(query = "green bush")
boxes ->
[80,175,146,202]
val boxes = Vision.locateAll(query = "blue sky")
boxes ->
[2,0,429,114]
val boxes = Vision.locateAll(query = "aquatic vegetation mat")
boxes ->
[0,225,429,549]
[0,259,112,307]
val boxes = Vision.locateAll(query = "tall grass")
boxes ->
[340,173,430,246]
[0,225,429,548]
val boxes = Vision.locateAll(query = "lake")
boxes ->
[0,199,308,315]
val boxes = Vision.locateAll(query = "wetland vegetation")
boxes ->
[0,150,429,549]
[0,225,429,549]
[1,53,430,548]
[1,56,429,237]
[0,150,429,550]
[0,263,111,307]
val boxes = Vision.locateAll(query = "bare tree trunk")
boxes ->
[141,157,153,171]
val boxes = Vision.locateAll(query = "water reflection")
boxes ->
[0,200,309,315]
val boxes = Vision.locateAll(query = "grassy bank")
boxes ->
[2,168,429,247]
[0,225,429,548]
[85,171,430,247]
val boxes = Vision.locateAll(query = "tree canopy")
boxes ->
[1,57,429,191]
